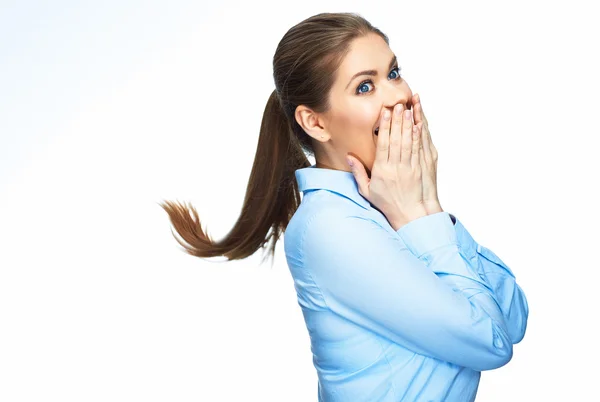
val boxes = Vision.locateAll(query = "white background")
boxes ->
[1,0,598,400]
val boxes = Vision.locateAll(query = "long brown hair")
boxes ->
[159,12,388,265]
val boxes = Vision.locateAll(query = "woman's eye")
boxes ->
[389,66,401,80]
[356,81,373,95]
[356,66,402,95]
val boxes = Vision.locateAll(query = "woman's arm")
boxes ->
[448,213,529,344]
[300,209,513,372]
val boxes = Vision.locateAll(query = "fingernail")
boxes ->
[404,109,411,119]
[347,157,354,167]
[383,110,391,120]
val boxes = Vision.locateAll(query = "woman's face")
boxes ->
[296,32,413,174]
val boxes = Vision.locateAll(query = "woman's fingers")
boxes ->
[388,103,403,164]
[421,121,431,164]
[412,95,440,207]
[400,108,414,165]
[411,122,421,170]
[412,93,428,128]
[412,94,436,163]
[419,128,426,175]
[375,108,392,164]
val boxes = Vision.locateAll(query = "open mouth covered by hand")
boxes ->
[374,103,412,136]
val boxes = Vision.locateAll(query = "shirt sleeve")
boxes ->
[301,209,513,372]
[448,213,529,344]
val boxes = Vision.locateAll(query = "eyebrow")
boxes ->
[344,54,398,91]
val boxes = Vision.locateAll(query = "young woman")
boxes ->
[160,12,529,402]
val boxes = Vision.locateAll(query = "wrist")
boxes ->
[388,207,428,231]
[424,202,443,215]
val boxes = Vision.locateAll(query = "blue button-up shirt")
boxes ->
[283,164,529,402]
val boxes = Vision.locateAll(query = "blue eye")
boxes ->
[355,66,402,95]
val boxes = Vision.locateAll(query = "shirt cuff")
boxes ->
[396,212,457,258]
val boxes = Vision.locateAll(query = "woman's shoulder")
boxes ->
[284,190,376,254]
[288,189,361,230]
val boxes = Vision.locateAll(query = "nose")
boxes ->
[382,85,412,112]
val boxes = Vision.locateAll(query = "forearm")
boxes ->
[422,207,528,343]
[454,220,529,344]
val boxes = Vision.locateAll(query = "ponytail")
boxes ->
[159,89,310,265]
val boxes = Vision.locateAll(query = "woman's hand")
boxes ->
[346,104,427,230]
[412,93,443,214]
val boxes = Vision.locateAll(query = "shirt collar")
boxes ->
[295,164,372,210]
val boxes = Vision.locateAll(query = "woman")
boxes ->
[160,12,529,402]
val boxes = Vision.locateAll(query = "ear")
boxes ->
[294,105,330,142]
